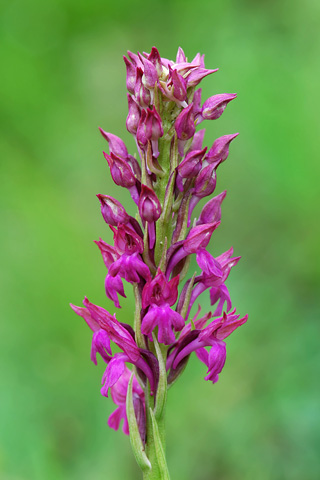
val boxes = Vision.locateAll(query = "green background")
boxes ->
[1,0,319,479]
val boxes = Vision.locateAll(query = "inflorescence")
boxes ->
[71,46,247,468]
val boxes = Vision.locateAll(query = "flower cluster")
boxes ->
[71,46,247,475]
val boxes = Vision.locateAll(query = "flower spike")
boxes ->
[71,46,247,478]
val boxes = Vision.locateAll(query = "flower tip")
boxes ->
[83,296,90,307]
[98,127,108,139]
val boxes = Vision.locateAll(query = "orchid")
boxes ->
[71,46,247,479]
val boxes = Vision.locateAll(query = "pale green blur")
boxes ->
[0,0,319,479]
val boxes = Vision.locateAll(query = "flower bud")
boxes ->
[176,46,186,63]
[188,129,205,152]
[197,191,227,225]
[170,68,187,102]
[127,51,143,68]
[104,152,136,188]
[134,67,151,108]
[193,163,217,198]
[201,93,237,120]
[184,222,220,253]
[175,104,195,141]
[123,56,136,94]
[141,55,158,89]
[97,194,130,226]
[137,107,163,149]
[177,147,207,178]
[147,46,163,77]
[186,67,218,87]
[126,94,141,135]
[99,129,128,159]
[193,88,202,121]
[206,133,239,167]
[139,184,162,223]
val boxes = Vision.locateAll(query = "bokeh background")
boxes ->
[1,0,319,479]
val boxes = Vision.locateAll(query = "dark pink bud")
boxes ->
[134,67,151,108]
[123,56,136,94]
[94,238,120,268]
[137,107,163,148]
[202,93,237,120]
[139,184,162,223]
[189,129,205,152]
[197,191,227,225]
[111,224,144,255]
[176,46,186,63]
[206,133,239,166]
[99,129,128,159]
[141,55,158,89]
[177,147,207,178]
[193,88,202,119]
[127,51,143,68]
[170,68,187,102]
[104,152,136,188]
[96,194,130,226]
[186,67,218,87]
[136,109,148,146]
[194,163,217,198]
[175,104,195,141]
[126,94,141,135]
[191,52,203,66]
[147,47,163,77]
[147,106,163,140]
[184,222,220,253]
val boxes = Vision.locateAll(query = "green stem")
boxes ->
[143,393,167,480]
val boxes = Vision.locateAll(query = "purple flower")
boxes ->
[206,133,239,167]
[169,310,248,383]
[104,151,136,189]
[197,191,227,226]
[106,365,145,439]
[139,184,162,223]
[126,94,141,135]
[178,248,240,319]
[111,224,144,255]
[201,93,237,121]
[99,129,129,159]
[175,104,195,141]
[96,194,130,225]
[166,223,220,278]
[141,272,184,345]
[177,147,207,179]
[123,56,136,94]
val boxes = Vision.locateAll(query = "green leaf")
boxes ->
[152,333,167,421]
[149,408,170,480]
[126,374,151,472]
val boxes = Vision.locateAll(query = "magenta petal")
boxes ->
[101,354,127,397]
[108,407,124,432]
[175,104,195,141]
[99,129,129,159]
[70,304,100,332]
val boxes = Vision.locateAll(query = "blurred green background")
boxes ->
[1,0,319,479]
